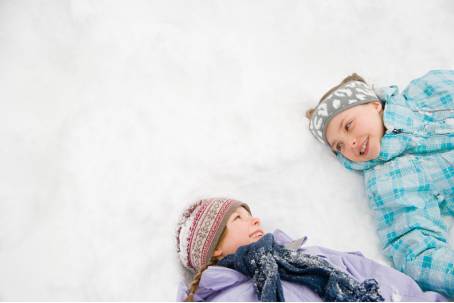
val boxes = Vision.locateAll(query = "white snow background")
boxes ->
[1,0,454,300]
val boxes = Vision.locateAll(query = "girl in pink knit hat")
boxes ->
[176,198,446,302]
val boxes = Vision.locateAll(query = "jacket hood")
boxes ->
[194,266,250,300]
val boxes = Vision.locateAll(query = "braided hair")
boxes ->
[184,228,228,301]
[184,258,218,301]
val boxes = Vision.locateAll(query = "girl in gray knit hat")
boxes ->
[306,70,454,298]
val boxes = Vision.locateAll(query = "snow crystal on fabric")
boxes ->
[218,233,384,302]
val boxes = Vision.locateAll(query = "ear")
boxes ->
[213,249,223,259]
[371,101,383,113]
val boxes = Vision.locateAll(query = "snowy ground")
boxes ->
[1,0,454,300]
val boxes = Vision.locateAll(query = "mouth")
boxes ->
[359,137,369,156]
[249,230,264,239]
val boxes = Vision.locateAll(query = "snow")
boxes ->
[0,0,453,300]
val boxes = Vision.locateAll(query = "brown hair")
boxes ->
[184,228,228,301]
[305,73,367,119]
[184,258,218,301]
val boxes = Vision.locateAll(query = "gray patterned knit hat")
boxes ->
[309,80,378,145]
[176,198,250,273]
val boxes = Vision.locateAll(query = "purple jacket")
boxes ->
[177,230,446,301]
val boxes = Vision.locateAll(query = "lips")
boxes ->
[359,137,369,156]
[249,230,264,238]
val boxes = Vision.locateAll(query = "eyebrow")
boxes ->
[229,211,241,222]
[230,208,251,221]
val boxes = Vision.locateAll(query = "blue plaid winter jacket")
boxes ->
[338,70,454,297]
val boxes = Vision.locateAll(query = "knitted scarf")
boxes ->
[217,234,384,302]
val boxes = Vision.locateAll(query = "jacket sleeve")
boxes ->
[176,280,188,301]
[402,69,454,111]
[364,157,454,298]
[339,250,447,301]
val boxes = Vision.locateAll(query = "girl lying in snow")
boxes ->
[175,198,446,301]
[305,70,454,297]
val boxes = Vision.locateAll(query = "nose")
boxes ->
[251,216,261,226]
[349,136,357,148]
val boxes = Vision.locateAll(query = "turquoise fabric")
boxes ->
[336,70,454,297]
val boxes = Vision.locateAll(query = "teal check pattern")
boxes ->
[337,70,454,297]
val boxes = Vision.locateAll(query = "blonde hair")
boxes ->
[305,73,367,120]
[184,228,228,301]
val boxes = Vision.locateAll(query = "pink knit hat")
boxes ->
[176,198,250,273]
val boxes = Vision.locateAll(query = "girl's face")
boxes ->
[325,101,385,163]
[214,206,264,258]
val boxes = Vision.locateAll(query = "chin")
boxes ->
[369,144,381,160]
[359,139,381,162]
[367,153,379,161]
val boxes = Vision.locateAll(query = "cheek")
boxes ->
[339,148,358,161]
[344,152,357,161]
[236,226,252,244]
[229,225,249,242]
[361,115,381,133]
[325,120,340,143]
[325,130,336,145]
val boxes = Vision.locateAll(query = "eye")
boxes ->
[234,215,241,220]
[336,142,344,152]
[345,121,352,131]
